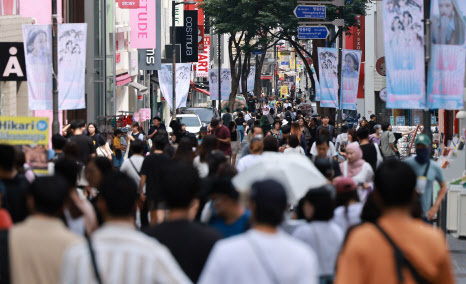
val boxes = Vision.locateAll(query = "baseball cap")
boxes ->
[415,134,431,146]
[333,177,357,193]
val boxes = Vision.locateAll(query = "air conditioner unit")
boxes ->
[447,185,462,232]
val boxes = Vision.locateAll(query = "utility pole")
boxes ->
[423,0,432,142]
[218,33,221,116]
[52,0,59,134]
[336,7,343,135]
[171,0,177,120]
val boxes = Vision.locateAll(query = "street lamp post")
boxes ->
[52,0,59,134]
[171,1,196,121]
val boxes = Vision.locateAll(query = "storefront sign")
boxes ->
[138,48,161,70]
[196,36,210,77]
[431,115,437,125]
[180,10,198,63]
[317,47,339,108]
[396,116,405,126]
[0,42,26,81]
[426,0,466,110]
[119,0,139,9]
[130,0,156,48]
[390,116,394,126]
[383,0,426,109]
[414,116,420,125]
[340,49,362,110]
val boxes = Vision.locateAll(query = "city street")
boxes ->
[448,235,466,283]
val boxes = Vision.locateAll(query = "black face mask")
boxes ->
[415,148,429,164]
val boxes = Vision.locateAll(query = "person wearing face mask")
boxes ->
[404,134,447,223]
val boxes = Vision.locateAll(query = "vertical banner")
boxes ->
[196,35,210,77]
[247,66,255,92]
[22,25,53,110]
[157,63,191,109]
[383,0,426,109]
[209,69,219,100]
[317,47,338,108]
[180,10,198,63]
[220,68,231,100]
[427,0,466,109]
[311,67,321,101]
[340,49,362,110]
[130,0,156,48]
[57,24,87,110]
[345,15,365,99]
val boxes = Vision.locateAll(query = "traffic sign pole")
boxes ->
[294,5,326,19]
[298,19,344,27]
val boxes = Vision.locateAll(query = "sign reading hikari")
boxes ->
[0,117,49,145]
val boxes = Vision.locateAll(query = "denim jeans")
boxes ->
[237,125,245,143]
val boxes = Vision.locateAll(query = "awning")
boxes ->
[116,73,131,86]
[261,75,273,80]
[190,81,210,96]
[129,81,148,94]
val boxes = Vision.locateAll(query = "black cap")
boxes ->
[250,179,287,210]
[281,125,291,134]
[200,126,208,133]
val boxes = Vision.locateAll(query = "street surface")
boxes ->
[448,235,466,283]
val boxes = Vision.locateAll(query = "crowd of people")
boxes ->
[0,93,455,283]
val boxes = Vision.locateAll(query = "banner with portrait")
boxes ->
[247,66,255,92]
[57,24,87,110]
[157,63,191,110]
[209,69,219,100]
[340,49,362,110]
[383,0,426,109]
[22,25,53,110]
[311,67,321,102]
[427,0,466,110]
[209,68,231,101]
[317,47,339,108]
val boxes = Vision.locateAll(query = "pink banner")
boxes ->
[20,0,62,24]
[130,0,156,49]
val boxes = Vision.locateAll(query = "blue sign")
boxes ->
[252,50,265,55]
[390,116,395,126]
[414,116,420,125]
[294,5,326,19]
[396,116,405,126]
[298,26,329,39]
[431,116,437,125]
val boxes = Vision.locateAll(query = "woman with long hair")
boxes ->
[271,120,282,141]
[87,123,112,159]
[298,117,311,151]
[194,135,218,178]
[173,137,195,164]
[291,122,307,152]
[332,177,363,233]
[284,134,305,155]
[347,128,359,143]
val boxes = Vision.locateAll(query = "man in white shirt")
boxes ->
[61,172,191,284]
[198,179,318,284]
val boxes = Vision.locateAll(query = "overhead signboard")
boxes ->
[294,5,326,19]
[0,43,26,81]
[298,26,329,39]
[252,50,265,55]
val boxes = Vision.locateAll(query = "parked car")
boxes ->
[182,107,219,126]
[166,114,203,137]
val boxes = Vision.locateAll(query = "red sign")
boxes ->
[138,95,143,100]
[119,0,139,9]
[196,36,210,77]
[345,15,365,99]
[116,53,121,63]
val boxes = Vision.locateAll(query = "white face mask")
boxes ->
[379,130,383,134]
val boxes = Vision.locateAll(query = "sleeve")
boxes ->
[198,244,225,284]
[296,248,319,284]
[389,132,396,144]
[434,163,445,184]
[140,158,150,176]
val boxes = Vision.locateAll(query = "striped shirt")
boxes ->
[60,222,192,284]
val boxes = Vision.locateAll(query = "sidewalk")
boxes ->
[447,234,466,282]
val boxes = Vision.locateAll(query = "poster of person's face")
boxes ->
[342,52,361,78]
[385,0,424,47]
[431,0,466,46]
[21,145,48,170]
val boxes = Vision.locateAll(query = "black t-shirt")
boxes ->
[222,113,232,127]
[140,153,171,202]
[148,124,166,142]
[1,174,30,223]
[235,117,245,127]
[144,220,222,283]
[360,143,378,173]
[68,134,96,164]
[247,99,256,111]
[230,129,238,141]
[368,121,377,134]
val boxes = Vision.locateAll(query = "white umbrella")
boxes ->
[232,152,327,203]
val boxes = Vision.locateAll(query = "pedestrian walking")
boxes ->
[68,120,96,164]
[194,135,218,178]
[235,111,246,143]
[369,124,382,146]
[210,118,232,158]
[357,127,383,172]
[236,138,263,172]
[380,122,398,160]
[332,177,363,233]
[199,180,318,284]
[229,121,241,166]
[334,160,454,284]
[293,187,344,283]
[284,134,306,155]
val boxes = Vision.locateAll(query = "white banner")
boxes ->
[158,63,191,110]
[340,49,362,110]
[58,24,87,110]
[22,25,53,110]
[209,69,219,100]
[317,47,339,108]
[247,66,255,92]
[209,68,231,100]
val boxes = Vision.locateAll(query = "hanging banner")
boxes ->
[383,0,426,109]
[317,47,338,108]
[180,10,198,63]
[57,23,87,110]
[209,68,230,100]
[157,63,191,110]
[196,36,210,77]
[130,0,156,48]
[247,66,255,92]
[311,67,321,101]
[22,24,53,110]
[427,0,466,110]
[340,49,362,110]
[280,85,289,96]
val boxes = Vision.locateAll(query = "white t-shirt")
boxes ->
[335,133,348,149]
[236,154,262,172]
[284,146,305,155]
[332,202,364,233]
[193,155,209,178]
[293,221,344,276]
[120,155,145,191]
[341,161,374,201]
[310,141,338,157]
[198,230,318,284]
